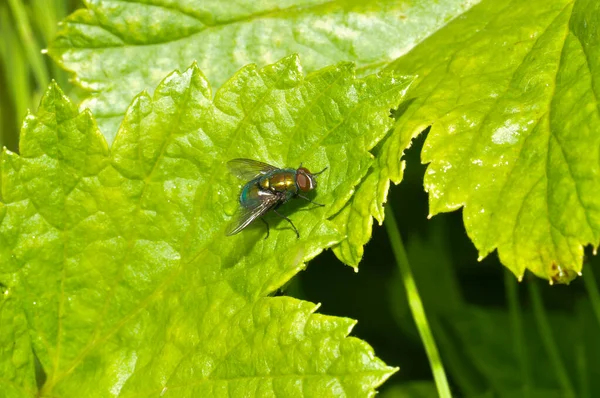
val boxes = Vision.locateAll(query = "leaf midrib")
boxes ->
[55,0,338,49]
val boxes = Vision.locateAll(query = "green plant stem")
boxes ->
[576,342,590,398]
[0,4,29,150]
[385,204,452,398]
[505,271,530,397]
[582,263,600,329]
[7,0,49,89]
[33,0,70,89]
[528,279,575,398]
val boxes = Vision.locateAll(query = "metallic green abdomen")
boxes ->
[239,183,265,207]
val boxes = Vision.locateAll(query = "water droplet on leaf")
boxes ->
[224,201,237,216]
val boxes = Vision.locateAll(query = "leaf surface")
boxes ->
[0,282,36,398]
[0,56,412,396]
[375,0,600,282]
[47,0,600,281]
[48,0,478,141]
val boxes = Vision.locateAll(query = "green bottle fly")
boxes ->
[226,158,326,238]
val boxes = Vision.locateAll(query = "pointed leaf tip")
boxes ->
[385,0,600,283]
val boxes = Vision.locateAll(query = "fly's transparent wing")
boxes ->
[225,190,280,236]
[227,158,279,180]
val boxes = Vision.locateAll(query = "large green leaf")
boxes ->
[368,0,600,282]
[0,56,412,397]
[47,0,478,141]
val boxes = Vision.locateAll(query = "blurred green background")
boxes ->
[0,0,81,152]
[1,1,598,397]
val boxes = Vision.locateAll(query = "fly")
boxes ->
[226,158,327,238]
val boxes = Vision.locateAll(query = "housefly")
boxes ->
[226,158,327,238]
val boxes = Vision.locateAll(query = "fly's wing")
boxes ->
[225,190,280,236]
[227,158,279,180]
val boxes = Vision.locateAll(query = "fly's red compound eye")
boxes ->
[296,171,315,192]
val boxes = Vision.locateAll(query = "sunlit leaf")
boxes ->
[0,56,412,396]
[48,0,477,141]
[380,0,600,282]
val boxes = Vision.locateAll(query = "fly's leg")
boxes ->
[273,209,300,239]
[297,194,325,207]
[260,218,270,239]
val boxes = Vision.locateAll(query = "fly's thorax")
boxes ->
[264,170,297,193]
[259,178,270,190]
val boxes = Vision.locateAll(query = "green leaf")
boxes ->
[378,0,600,282]
[0,56,412,396]
[0,281,37,398]
[47,0,477,142]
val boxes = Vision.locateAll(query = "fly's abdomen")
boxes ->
[240,182,263,208]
